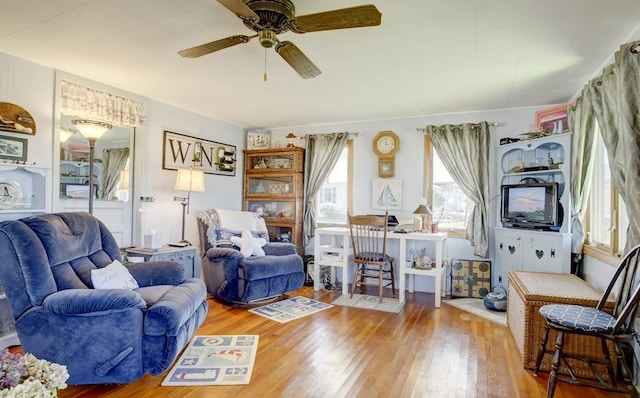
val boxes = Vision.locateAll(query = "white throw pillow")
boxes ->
[230,229,267,257]
[91,259,139,290]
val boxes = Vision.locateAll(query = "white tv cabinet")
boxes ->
[494,133,572,290]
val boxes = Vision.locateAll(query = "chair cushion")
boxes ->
[230,229,266,257]
[539,304,617,334]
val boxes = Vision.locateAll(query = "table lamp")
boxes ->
[412,198,432,232]
[174,167,205,246]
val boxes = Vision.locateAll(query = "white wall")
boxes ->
[136,101,245,247]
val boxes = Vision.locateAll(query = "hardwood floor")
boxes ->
[14,286,629,398]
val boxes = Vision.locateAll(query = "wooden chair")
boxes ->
[348,212,396,303]
[533,244,640,398]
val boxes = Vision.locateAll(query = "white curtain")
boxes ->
[582,41,640,251]
[60,80,146,127]
[425,122,491,258]
[567,96,597,255]
[302,133,349,246]
[100,147,130,200]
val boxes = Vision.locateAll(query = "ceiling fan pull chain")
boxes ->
[264,48,268,82]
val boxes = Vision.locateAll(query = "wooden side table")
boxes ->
[125,245,201,279]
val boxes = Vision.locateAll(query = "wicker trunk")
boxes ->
[507,271,616,379]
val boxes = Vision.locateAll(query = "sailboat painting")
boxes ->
[372,178,403,210]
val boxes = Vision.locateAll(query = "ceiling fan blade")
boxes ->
[290,5,382,33]
[216,0,259,21]
[178,35,253,58]
[275,41,321,79]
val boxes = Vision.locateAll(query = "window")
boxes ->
[424,137,470,236]
[586,127,628,259]
[316,140,353,225]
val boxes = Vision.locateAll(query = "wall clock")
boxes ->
[372,131,399,178]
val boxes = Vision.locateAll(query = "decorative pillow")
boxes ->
[91,260,139,290]
[230,229,267,257]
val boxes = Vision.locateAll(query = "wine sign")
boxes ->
[162,130,237,176]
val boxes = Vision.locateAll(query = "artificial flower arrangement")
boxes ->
[0,349,69,398]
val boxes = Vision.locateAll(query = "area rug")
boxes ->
[248,296,333,323]
[443,298,507,327]
[162,335,259,386]
[331,294,405,313]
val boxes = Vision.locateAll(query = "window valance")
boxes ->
[60,80,146,127]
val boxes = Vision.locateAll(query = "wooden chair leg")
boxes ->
[533,325,550,376]
[390,261,396,297]
[350,264,361,299]
[546,331,565,398]
[378,265,384,302]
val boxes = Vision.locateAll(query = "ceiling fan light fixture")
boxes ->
[259,29,277,48]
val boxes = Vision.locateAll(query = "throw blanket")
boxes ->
[198,209,268,247]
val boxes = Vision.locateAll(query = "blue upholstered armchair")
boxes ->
[197,209,305,304]
[0,212,208,385]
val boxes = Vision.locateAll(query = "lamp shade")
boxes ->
[71,119,112,141]
[413,204,432,215]
[60,127,77,143]
[174,168,205,192]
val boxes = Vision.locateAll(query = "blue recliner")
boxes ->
[197,209,305,304]
[0,212,208,385]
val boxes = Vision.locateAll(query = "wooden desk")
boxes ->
[314,227,447,307]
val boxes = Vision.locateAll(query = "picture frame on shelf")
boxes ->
[535,102,574,134]
[247,129,271,150]
[0,134,28,162]
[371,178,402,210]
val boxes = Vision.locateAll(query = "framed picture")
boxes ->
[372,178,402,210]
[535,102,574,134]
[162,130,237,176]
[247,129,271,150]
[0,134,28,161]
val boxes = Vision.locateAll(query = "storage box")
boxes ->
[507,270,615,379]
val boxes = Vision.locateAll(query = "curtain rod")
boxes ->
[415,122,500,133]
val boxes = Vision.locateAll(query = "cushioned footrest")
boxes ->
[241,254,303,280]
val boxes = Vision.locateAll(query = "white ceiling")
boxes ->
[1,0,639,129]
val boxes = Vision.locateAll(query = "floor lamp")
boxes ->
[72,120,112,214]
[174,167,205,246]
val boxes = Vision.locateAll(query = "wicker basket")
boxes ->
[507,271,616,379]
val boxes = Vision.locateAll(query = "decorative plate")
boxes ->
[0,177,23,209]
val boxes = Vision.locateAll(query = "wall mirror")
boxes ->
[57,113,135,246]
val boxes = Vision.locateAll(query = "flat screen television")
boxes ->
[501,182,560,230]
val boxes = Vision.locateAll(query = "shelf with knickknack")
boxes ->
[0,163,50,221]
[244,147,304,254]
[59,160,102,199]
[494,133,572,291]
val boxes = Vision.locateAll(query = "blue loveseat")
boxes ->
[197,209,305,304]
[0,212,208,385]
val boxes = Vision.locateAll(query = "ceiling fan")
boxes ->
[178,0,382,79]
